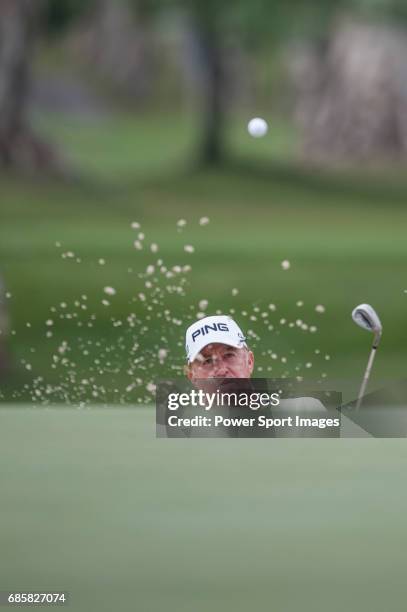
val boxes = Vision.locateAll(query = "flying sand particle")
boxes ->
[104,287,116,296]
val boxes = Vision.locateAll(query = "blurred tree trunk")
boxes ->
[289,18,407,164]
[195,18,224,165]
[0,0,57,170]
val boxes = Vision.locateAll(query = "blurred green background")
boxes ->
[0,0,407,402]
[1,1,407,610]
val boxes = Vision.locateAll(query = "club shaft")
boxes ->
[356,346,377,411]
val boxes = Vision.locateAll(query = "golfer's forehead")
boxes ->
[199,343,238,358]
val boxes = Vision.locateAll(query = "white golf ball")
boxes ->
[247,117,268,138]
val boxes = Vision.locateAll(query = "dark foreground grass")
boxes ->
[1,112,407,400]
[1,406,407,612]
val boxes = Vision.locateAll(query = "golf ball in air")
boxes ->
[248,117,268,138]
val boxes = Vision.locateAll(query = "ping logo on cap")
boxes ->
[191,322,229,342]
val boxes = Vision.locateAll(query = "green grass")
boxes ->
[1,406,407,612]
[1,111,407,401]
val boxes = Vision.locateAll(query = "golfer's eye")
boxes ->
[203,357,213,366]
[224,352,236,359]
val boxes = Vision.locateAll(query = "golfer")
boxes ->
[184,314,331,437]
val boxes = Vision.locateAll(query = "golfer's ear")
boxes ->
[185,364,193,381]
[247,350,254,375]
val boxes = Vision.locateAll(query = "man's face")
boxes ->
[187,343,254,383]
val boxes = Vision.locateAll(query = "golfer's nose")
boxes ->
[212,359,228,377]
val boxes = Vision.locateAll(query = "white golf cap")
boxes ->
[185,315,247,363]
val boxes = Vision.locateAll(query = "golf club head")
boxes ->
[352,303,382,346]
